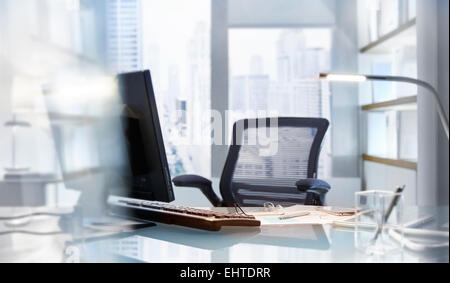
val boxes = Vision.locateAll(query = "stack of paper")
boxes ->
[247,206,355,226]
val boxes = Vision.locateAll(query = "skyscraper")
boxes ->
[185,22,211,177]
[230,55,270,113]
[276,30,307,82]
[186,22,210,143]
[270,30,328,118]
[167,64,181,110]
[105,0,143,73]
[231,75,270,113]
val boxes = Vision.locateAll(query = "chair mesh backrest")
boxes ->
[220,118,329,207]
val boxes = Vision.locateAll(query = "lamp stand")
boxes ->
[4,114,31,173]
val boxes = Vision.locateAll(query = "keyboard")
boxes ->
[109,200,261,231]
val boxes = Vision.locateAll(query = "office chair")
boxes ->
[173,117,331,207]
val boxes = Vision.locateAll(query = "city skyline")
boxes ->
[229,29,332,178]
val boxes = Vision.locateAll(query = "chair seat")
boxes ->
[231,182,308,207]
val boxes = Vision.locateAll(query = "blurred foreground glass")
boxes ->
[355,190,404,255]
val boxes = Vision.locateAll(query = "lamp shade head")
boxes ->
[319,73,367,82]
[11,76,42,114]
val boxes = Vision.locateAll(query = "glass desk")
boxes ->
[0,206,448,263]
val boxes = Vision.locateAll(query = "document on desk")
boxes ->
[250,206,355,226]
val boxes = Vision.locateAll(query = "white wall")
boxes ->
[417,0,449,206]
[330,0,360,177]
[211,0,229,178]
[364,161,417,205]
[0,1,13,174]
[436,0,449,205]
[228,0,336,26]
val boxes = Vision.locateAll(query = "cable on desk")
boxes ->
[234,202,250,216]
[0,212,73,221]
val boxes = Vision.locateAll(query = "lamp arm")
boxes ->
[366,75,449,140]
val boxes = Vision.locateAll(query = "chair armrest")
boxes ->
[173,174,212,187]
[296,179,331,206]
[296,179,331,194]
[172,175,223,207]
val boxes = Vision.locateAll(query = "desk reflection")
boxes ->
[84,223,331,263]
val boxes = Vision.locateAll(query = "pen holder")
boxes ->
[355,190,404,255]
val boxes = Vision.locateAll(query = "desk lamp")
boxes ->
[4,115,31,172]
[319,73,449,141]
[4,77,40,173]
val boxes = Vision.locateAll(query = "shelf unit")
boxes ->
[360,93,418,171]
[362,154,417,171]
[359,15,418,169]
[361,95,417,111]
[360,18,417,54]
[358,0,419,201]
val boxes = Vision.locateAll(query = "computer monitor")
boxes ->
[46,70,174,217]
[112,70,174,202]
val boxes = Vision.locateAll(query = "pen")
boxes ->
[279,211,310,220]
[251,212,285,216]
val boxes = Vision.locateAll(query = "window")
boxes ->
[228,28,333,178]
[105,0,211,178]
